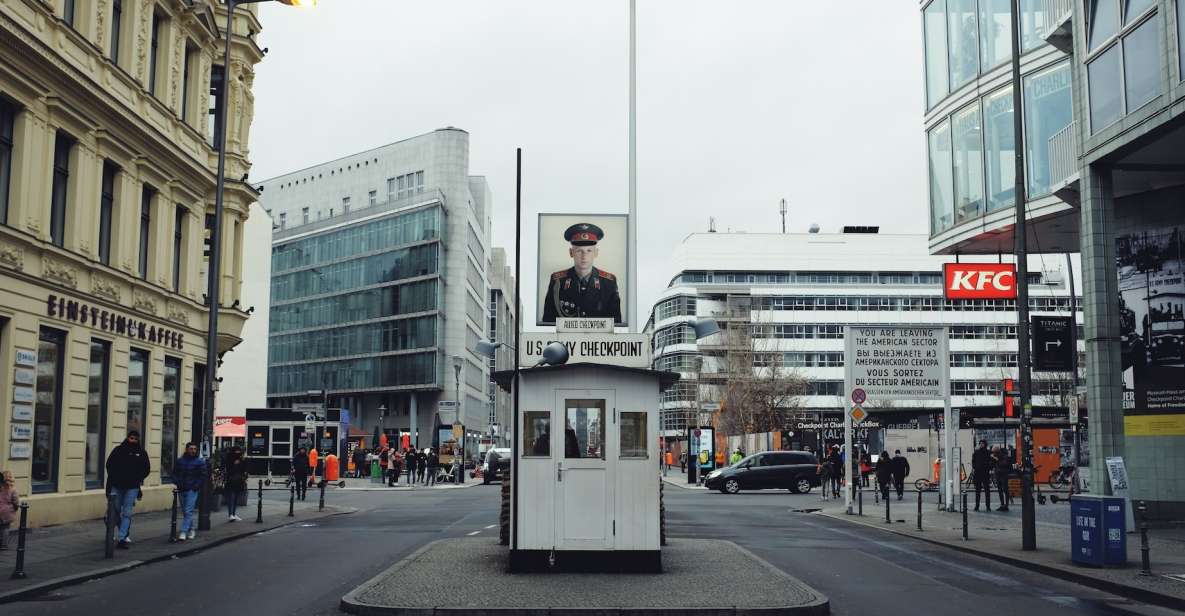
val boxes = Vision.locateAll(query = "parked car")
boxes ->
[703,451,819,494]
[482,447,512,484]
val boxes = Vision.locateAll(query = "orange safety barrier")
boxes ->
[325,454,340,481]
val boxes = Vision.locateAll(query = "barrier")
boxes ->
[917,489,923,531]
[104,493,117,559]
[962,492,969,540]
[168,489,180,543]
[289,484,295,517]
[9,503,29,580]
[255,479,264,524]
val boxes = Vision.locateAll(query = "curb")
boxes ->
[816,511,1185,612]
[0,507,356,605]
[340,539,830,616]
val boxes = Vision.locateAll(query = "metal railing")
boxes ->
[1038,0,1073,28]
[1047,121,1079,190]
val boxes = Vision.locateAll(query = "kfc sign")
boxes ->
[943,263,1018,299]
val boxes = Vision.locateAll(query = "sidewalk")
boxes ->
[0,496,353,603]
[813,489,1185,609]
[337,476,486,491]
[661,474,709,490]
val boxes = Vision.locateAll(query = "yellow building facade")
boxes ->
[0,0,262,526]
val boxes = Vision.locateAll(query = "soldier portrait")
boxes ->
[537,214,628,326]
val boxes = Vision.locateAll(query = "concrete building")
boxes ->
[647,231,1083,477]
[486,247,516,447]
[259,128,494,451]
[0,0,264,525]
[919,0,1185,516]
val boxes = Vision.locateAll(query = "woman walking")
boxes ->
[224,447,248,521]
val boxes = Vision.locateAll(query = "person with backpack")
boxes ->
[105,430,151,549]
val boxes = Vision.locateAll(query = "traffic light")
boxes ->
[1003,378,1016,418]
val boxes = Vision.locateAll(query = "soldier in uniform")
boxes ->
[542,223,622,324]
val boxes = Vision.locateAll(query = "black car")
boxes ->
[703,451,820,494]
[482,448,512,484]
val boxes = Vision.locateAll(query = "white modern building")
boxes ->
[257,128,497,449]
[647,230,1083,470]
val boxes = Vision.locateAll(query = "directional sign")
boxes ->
[1032,315,1074,372]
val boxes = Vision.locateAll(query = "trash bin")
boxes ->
[1071,495,1127,567]
[370,460,382,483]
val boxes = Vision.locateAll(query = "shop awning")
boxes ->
[214,416,247,438]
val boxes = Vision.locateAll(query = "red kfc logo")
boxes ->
[943,263,1018,299]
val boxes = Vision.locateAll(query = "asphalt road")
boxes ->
[5,482,1181,615]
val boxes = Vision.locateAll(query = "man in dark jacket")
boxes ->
[352,448,367,479]
[971,440,992,511]
[426,449,439,486]
[890,450,910,500]
[292,447,310,501]
[405,448,418,483]
[875,451,894,501]
[173,442,208,540]
[105,431,151,548]
[993,446,1012,511]
[826,447,842,498]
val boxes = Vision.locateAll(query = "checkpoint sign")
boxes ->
[845,326,949,405]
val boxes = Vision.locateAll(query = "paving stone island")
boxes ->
[341,537,829,615]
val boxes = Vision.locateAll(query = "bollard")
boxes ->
[104,493,116,559]
[10,503,29,580]
[288,484,295,518]
[1137,500,1152,576]
[857,485,863,516]
[884,485,891,524]
[255,479,263,524]
[318,481,326,512]
[168,489,179,543]
[962,492,969,540]
[917,489,923,531]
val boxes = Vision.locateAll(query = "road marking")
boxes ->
[485,524,496,529]
[467,531,481,536]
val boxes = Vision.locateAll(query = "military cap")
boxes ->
[564,223,604,246]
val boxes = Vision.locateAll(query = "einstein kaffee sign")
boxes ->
[844,326,948,403]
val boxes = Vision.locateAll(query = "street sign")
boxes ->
[943,263,1018,299]
[293,402,323,417]
[849,406,867,424]
[845,326,948,403]
[1032,315,1074,372]
[851,388,866,405]
[1069,395,1079,424]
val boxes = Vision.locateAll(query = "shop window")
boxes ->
[33,327,66,492]
[128,348,149,445]
[86,340,111,489]
[161,357,181,478]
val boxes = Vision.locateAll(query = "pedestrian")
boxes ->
[426,448,439,486]
[105,430,151,549]
[859,450,873,488]
[679,451,686,473]
[993,446,1011,511]
[224,446,247,521]
[389,449,402,487]
[418,449,428,484]
[971,440,992,512]
[379,445,390,481]
[714,449,725,469]
[0,470,18,550]
[405,448,418,485]
[173,442,208,540]
[826,446,842,498]
[817,457,833,501]
[352,447,367,479]
[292,446,310,501]
[875,450,893,502]
[891,449,910,500]
[729,449,743,465]
[665,450,673,471]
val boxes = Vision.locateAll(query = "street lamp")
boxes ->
[451,356,465,484]
[199,0,316,531]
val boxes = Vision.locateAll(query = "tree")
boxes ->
[712,317,810,436]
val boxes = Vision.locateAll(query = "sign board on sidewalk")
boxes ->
[13,367,34,386]
[844,326,948,404]
[1104,456,1136,532]
[1069,395,1079,425]
[10,424,31,440]
[1032,315,1075,372]
[12,386,33,404]
[519,332,651,369]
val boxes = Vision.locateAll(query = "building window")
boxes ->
[523,411,550,456]
[415,171,424,192]
[209,64,225,148]
[139,185,153,279]
[387,177,395,202]
[63,0,75,26]
[148,11,161,95]
[924,0,950,108]
[182,44,195,123]
[1023,61,1073,197]
[279,212,286,230]
[368,190,376,207]
[951,101,984,226]
[99,162,117,265]
[86,339,111,489]
[947,0,978,91]
[173,205,185,291]
[302,207,309,225]
[33,327,66,492]
[983,86,1015,213]
[110,0,123,62]
[620,412,647,458]
[1086,1,1162,132]
[161,356,181,479]
[396,174,406,198]
[0,98,15,226]
[927,119,953,234]
[128,348,149,444]
[342,196,350,212]
[50,132,73,247]
[978,0,1011,70]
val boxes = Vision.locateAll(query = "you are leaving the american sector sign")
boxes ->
[844,326,949,403]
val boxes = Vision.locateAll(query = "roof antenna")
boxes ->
[779,198,787,233]
[709,217,717,233]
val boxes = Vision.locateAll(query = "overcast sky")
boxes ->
[250,1,926,328]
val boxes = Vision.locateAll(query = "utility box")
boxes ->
[1071,495,1127,567]
[494,363,678,573]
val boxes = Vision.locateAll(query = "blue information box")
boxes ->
[1071,495,1127,567]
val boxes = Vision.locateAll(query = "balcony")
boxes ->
[1039,0,1074,53]
[1048,121,1080,205]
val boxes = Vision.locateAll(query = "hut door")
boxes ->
[555,390,615,550]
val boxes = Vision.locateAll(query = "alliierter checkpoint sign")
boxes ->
[520,332,651,369]
[845,326,949,403]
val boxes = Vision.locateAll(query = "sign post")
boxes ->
[1032,315,1075,372]
[845,326,950,514]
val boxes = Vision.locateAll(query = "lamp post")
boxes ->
[199,0,315,531]
[451,355,464,484]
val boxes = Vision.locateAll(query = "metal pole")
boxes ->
[104,493,116,559]
[169,489,179,543]
[1138,501,1152,575]
[9,503,28,579]
[288,484,295,517]
[627,0,637,332]
[318,481,325,512]
[255,479,263,523]
[1009,0,1036,551]
[511,147,522,552]
[200,0,236,533]
[857,484,862,516]
[884,485,891,524]
[962,492,969,540]
[1066,252,1081,477]
[917,489,923,531]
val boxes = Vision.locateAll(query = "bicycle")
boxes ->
[1047,464,1079,491]
[913,462,969,491]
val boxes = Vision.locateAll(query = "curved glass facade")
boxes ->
[1084,1,1163,133]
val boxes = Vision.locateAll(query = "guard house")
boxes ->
[244,407,343,477]
[494,363,678,572]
